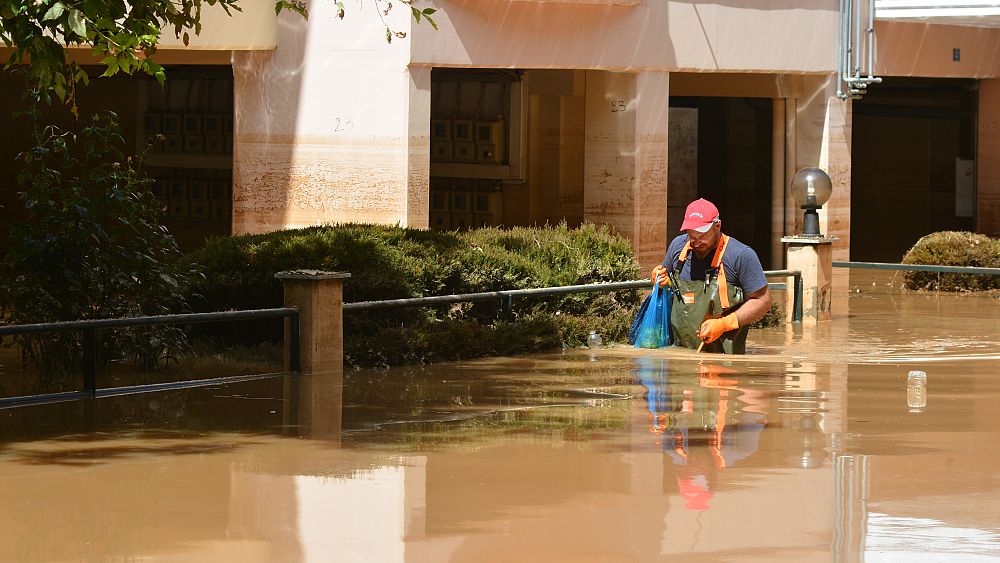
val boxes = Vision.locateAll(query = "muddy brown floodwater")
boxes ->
[0,271,998,562]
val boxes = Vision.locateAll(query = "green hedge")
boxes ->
[182,223,642,367]
[901,231,1000,291]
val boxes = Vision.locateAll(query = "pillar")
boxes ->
[794,76,852,262]
[782,237,834,324]
[584,70,669,274]
[978,78,1000,236]
[274,270,351,375]
[231,3,421,234]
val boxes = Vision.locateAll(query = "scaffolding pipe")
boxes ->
[868,0,876,79]
[838,0,881,99]
[854,0,862,75]
[838,0,847,98]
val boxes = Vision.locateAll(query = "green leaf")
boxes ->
[422,8,437,16]
[425,14,439,31]
[42,2,65,21]
[67,9,87,37]
[100,56,120,77]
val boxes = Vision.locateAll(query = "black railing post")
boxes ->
[82,328,97,395]
[501,295,514,319]
[794,274,804,323]
[289,309,301,374]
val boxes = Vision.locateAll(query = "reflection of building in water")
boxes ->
[0,358,857,560]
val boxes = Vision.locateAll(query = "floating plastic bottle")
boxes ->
[907,370,927,412]
[587,331,603,348]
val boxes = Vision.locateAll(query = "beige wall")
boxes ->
[876,21,1000,79]
[156,0,277,50]
[412,0,838,73]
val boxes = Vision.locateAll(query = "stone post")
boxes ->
[781,237,835,324]
[274,270,351,375]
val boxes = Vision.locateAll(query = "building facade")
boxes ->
[3,0,999,267]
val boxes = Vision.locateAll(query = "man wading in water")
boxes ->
[650,198,772,354]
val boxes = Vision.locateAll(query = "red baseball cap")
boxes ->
[679,198,720,232]
[676,475,715,511]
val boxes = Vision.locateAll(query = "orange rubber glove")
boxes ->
[698,313,739,343]
[651,265,670,287]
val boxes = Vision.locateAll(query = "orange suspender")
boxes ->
[677,235,732,309]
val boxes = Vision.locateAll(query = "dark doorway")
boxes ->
[668,97,774,267]
[851,77,977,262]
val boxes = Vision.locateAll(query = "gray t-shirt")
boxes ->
[661,234,768,295]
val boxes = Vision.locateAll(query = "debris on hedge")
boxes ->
[901,231,1000,292]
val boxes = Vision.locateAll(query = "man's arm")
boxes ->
[733,285,772,327]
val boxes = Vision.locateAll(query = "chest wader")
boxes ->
[669,235,750,355]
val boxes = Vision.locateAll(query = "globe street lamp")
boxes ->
[791,167,833,237]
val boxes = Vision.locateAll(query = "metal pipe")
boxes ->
[854,0,862,76]
[867,0,875,79]
[0,308,299,336]
[0,372,287,410]
[345,272,802,312]
[94,372,285,399]
[832,261,1000,275]
[0,390,92,410]
[843,0,854,83]
[344,280,653,311]
[837,0,846,98]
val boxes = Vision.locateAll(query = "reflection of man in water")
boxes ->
[635,357,768,511]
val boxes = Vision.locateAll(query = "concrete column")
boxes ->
[978,78,1000,237]
[406,67,432,229]
[275,270,351,375]
[781,237,834,324]
[784,97,798,247]
[231,2,418,234]
[794,76,852,262]
[584,70,669,273]
[772,99,786,270]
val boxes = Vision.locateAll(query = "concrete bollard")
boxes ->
[274,270,351,375]
[781,236,835,324]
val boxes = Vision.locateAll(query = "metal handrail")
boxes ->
[0,308,300,336]
[833,261,1000,275]
[0,307,300,409]
[345,270,803,322]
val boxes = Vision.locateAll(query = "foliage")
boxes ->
[1,0,436,105]
[182,222,642,367]
[748,303,782,329]
[0,106,197,385]
[900,231,1000,292]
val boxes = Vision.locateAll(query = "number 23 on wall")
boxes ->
[610,100,628,113]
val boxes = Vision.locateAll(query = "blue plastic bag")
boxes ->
[630,285,673,349]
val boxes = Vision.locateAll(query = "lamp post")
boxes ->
[791,167,833,237]
[781,167,836,324]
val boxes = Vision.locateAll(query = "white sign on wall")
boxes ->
[955,158,975,218]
